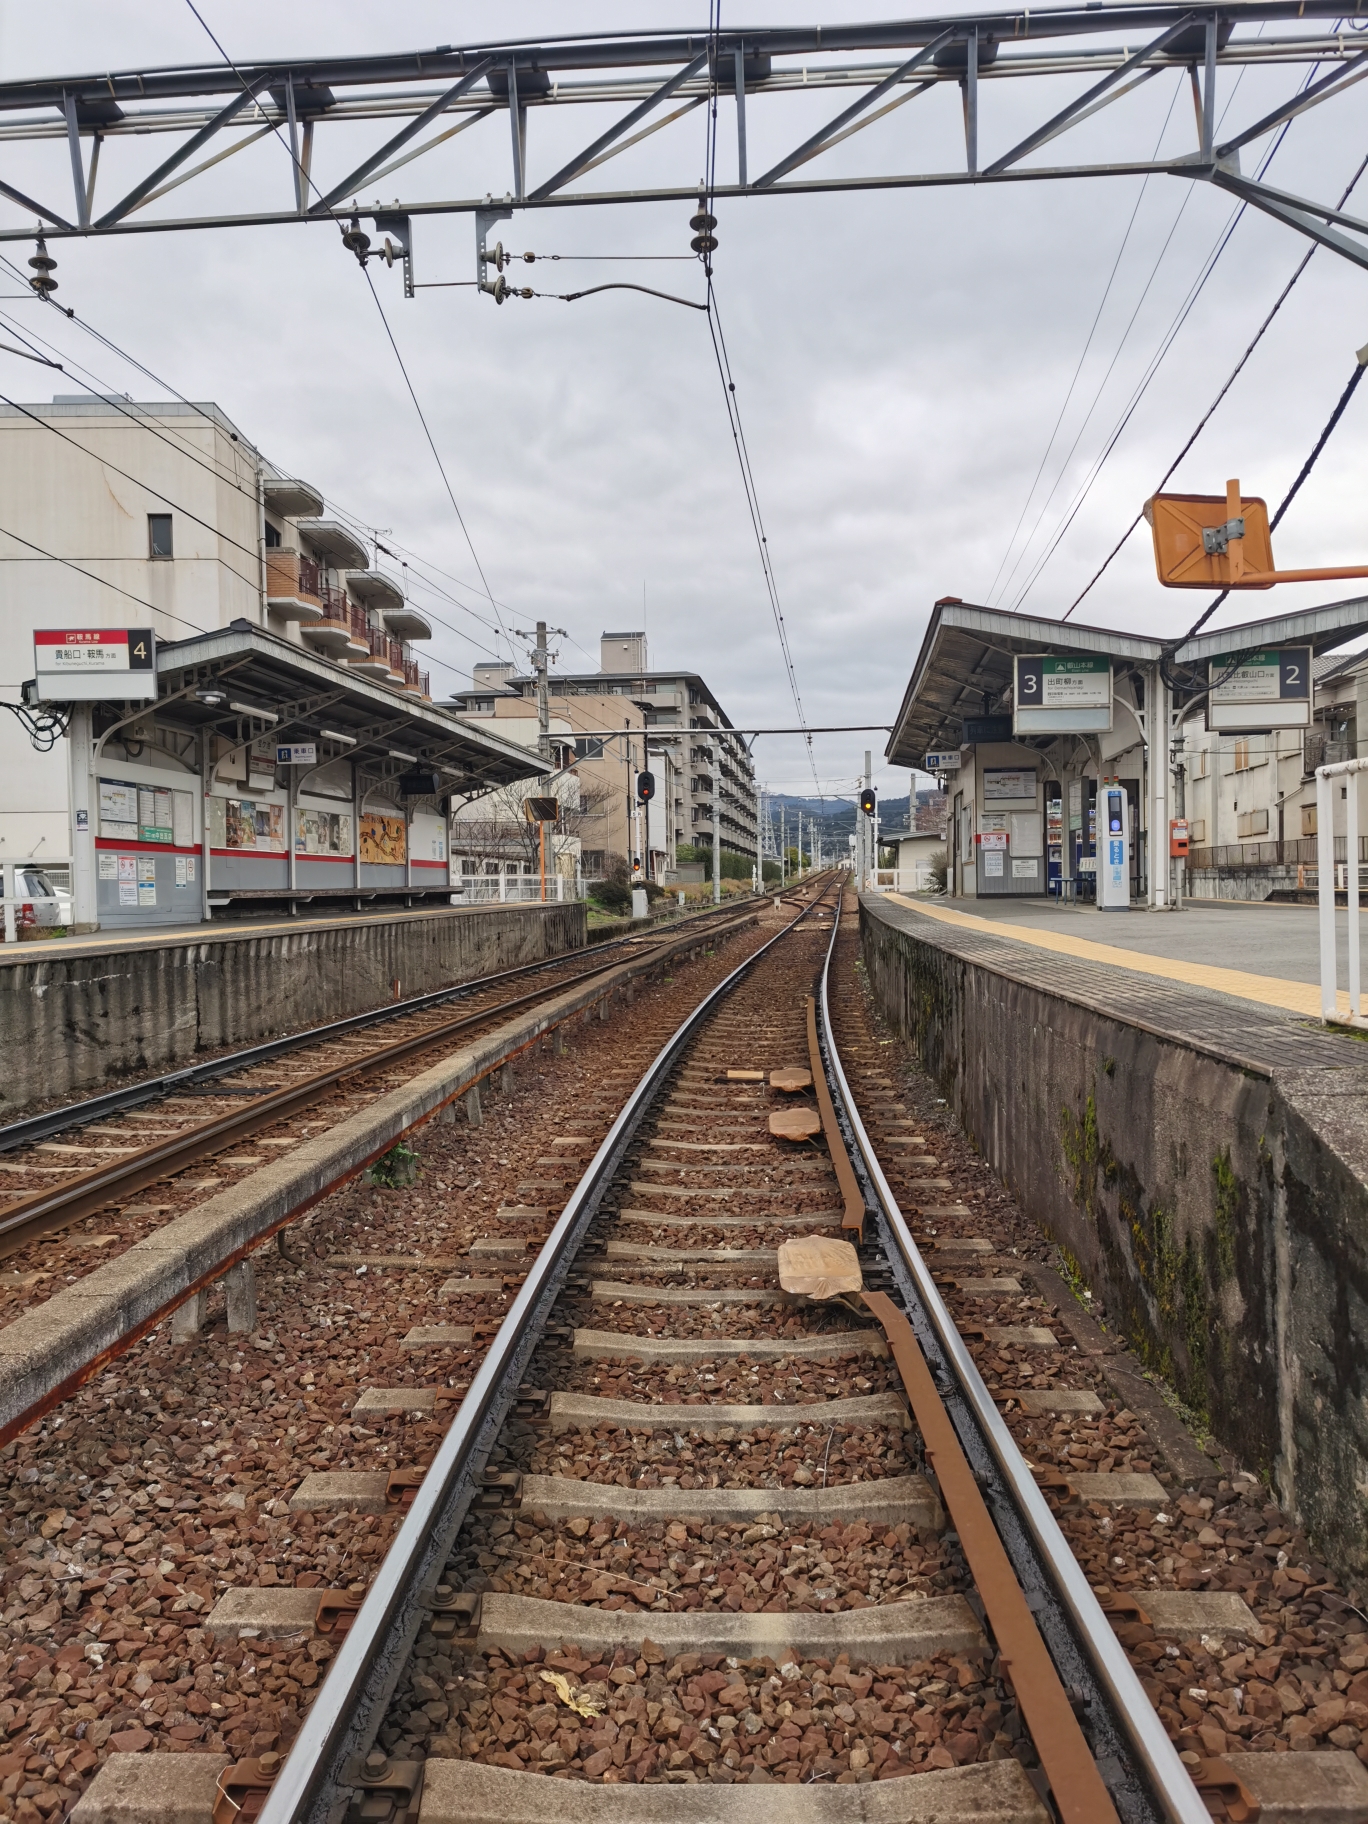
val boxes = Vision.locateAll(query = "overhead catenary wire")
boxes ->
[1013,67,1301,616]
[182,0,518,665]
[986,78,1184,606]
[700,2,823,805]
[1182,355,1367,640]
[0,282,521,687]
[1060,87,1362,622]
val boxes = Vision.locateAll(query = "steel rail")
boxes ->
[0,896,750,1157]
[253,874,841,1824]
[814,893,1208,1824]
[0,902,760,1256]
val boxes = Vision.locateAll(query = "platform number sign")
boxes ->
[1207,646,1311,732]
[1014,654,1112,734]
[32,627,157,702]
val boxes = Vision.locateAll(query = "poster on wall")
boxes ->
[98,778,139,840]
[296,809,354,856]
[211,796,285,851]
[983,768,1037,802]
[360,813,407,865]
[983,851,1004,877]
[1012,858,1039,878]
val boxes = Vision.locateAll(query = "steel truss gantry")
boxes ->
[2,4,1368,275]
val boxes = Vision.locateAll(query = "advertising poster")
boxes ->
[295,809,354,856]
[360,813,407,865]
[219,798,286,852]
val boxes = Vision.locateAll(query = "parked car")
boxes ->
[10,866,71,935]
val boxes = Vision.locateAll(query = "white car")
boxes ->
[11,866,72,931]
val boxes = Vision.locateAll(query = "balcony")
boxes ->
[265,549,325,624]
[347,568,432,640]
[300,575,371,658]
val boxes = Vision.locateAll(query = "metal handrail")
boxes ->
[1317,755,1368,1022]
[255,884,835,1824]
[816,893,1208,1824]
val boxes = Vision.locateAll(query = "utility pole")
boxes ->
[862,751,873,890]
[515,619,567,763]
[780,804,787,887]
[712,733,722,905]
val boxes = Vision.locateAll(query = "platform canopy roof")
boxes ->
[150,621,547,799]
[886,595,1368,770]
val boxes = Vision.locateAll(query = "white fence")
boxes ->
[870,864,942,895]
[1317,757,1367,1024]
[451,874,575,905]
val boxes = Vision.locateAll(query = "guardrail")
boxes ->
[1317,756,1368,1023]
[451,874,575,904]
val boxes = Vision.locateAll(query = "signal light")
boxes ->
[859,787,876,817]
[637,769,656,803]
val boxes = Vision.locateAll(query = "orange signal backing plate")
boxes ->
[1146,490,1274,589]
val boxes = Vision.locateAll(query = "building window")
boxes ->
[264,520,282,549]
[1233,737,1252,771]
[148,514,173,559]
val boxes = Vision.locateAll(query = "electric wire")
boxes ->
[1066,141,1368,623]
[985,79,1183,606]
[700,1,823,804]
[183,0,517,662]
[1011,62,1287,615]
[0,520,211,635]
[0,278,518,686]
[1182,357,1367,640]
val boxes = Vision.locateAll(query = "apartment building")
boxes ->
[451,631,757,879]
[1177,650,1368,894]
[0,395,541,927]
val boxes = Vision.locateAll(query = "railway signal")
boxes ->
[636,769,655,802]
[859,786,876,817]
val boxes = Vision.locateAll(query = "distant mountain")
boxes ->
[762,793,915,848]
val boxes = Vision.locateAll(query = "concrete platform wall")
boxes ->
[0,901,586,1112]
[859,896,1368,1593]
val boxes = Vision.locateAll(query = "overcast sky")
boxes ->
[2,2,1365,805]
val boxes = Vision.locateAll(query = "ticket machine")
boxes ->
[1098,782,1130,910]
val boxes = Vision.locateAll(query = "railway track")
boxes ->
[209,880,1189,1824]
[0,897,760,1300]
[10,877,1363,1824]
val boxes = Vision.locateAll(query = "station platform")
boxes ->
[1,897,586,1114]
[878,891,1359,1033]
[0,896,551,969]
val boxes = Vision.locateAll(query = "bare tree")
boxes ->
[451,771,613,875]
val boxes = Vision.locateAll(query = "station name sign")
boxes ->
[1014,653,1113,734]
[1207,646,1311,732]
[276,743,318,765]
[32,628,156,702]
[924,750,962,772]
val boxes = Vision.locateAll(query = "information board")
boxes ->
[1014,654,1113,733]
[33,628,156,701]
[983,768,1037,802]
[1207,646,1311,732]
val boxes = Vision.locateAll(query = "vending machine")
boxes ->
[1098,782,1130,910]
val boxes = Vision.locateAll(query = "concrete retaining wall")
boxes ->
[859,896,1368,1594]
[0,907,757,1447]
[0,902,586,1113]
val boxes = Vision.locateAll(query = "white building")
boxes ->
[0,396,542,929]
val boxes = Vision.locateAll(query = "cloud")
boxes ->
[2,1,1365,796]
